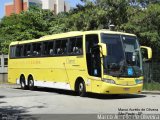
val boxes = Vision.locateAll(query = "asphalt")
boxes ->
[0,83,160,95]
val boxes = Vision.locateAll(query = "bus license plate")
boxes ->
[124,88,130,91]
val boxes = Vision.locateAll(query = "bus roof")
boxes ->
[10,30,136,46]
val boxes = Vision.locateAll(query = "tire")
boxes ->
[28,76,34,90]
[20,76,27,90]
[78,81,86,97]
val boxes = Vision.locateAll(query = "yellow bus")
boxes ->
[8,30,152,96]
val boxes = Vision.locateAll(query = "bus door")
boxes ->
[86,34,102,93]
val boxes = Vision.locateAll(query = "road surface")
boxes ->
[0,85,159,119]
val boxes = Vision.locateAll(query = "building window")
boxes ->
[4,58,8,67]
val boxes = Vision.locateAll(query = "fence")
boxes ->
[143,62,160,83]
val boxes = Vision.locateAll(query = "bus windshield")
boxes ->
[101,34,142,77]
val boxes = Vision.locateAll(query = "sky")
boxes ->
[0,0,83,19]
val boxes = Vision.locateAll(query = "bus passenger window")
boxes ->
[75,37,83,54]
[43,41,54,56]
[24,44,31,57]
[55,40,61,55]
[32,43,42,56]
[68,37,76,54]
[16,45,23,58]
[10,46,16,58]
[49,49,54,55]
[68,37,83,55]
[61,39,68,54]
[69,36,83,55]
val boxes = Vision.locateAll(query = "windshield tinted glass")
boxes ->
[101,34,125,68]
[101,34,142,77]
[122,35,140,67]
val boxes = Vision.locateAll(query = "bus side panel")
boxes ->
[8,59,21,84]
[65,56,92,92]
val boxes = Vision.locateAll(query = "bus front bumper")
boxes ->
[100,82,143,94]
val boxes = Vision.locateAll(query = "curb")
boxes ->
[142,91,160,95]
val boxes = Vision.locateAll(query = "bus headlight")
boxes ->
[102,78,116,84]
[135,79,143,84]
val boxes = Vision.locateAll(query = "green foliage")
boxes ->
[121,4,160,61]
[0,6,55,54]
[0,1,160,58]
[121,4,160,47]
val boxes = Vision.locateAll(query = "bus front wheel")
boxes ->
[78,81,86,97]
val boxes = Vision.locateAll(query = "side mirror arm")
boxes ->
[98,43,107,56]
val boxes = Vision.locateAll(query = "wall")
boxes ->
[57,0,65,13]
[14,0,23,14]
[5,3,14,16]
[0,55,8,83]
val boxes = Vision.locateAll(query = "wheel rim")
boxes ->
[21,81,25,88]
[79,83,84,93]
[29,79,33,87]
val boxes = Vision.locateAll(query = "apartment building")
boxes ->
[5,0,70,16]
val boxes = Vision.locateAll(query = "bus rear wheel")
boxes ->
[20,76,27,90]
[78,81,86,97]
[28,76,34,90]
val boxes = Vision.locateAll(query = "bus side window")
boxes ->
[15,45,23,58]
[75,37,83,54]
[10,46,16,58]
[32,43,42,56]
[61,39,68,54]
[55,40,61,55]
[69,36,83,55]
[42,41,54,56]
[68,37,76,54]
[24,44,31,57]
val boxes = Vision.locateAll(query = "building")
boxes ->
[0,55,8,83]
[5,0,70,16]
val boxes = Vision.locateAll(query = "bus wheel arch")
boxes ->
[28,74,34,90]
[75,77,86,97]
[20,74,27,90]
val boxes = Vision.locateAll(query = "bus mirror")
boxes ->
[140,46,152,61]
[98,43,107,56]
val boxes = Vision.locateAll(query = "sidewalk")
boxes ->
[141,90,160,95]
[0,83,20,88]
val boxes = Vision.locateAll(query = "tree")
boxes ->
[0,6,55,54]
[121,4,160,61]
